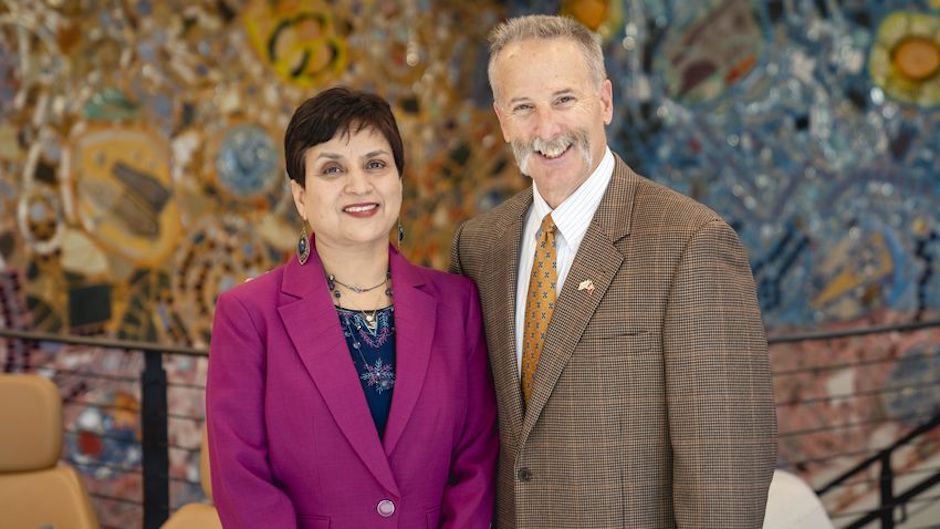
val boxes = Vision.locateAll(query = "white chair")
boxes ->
[763,469,834,529]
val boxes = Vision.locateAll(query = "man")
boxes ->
[450,15,777,529]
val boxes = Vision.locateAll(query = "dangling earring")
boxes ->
[297,223,310,265]
[395,220,405,251]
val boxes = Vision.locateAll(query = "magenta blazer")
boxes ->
[206,244,498,529]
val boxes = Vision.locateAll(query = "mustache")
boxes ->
[510,129,591,174]
[511,130,590,158]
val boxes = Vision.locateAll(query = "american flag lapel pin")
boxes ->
[578,279,595,295]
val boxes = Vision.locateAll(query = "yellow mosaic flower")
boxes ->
[242,0,348,88]
[869,11,940,106]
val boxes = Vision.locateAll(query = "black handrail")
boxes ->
[816,413,940,496]
[779,318,940,529]
[0,328,206,356]
[842,464,940,529]
[766,318,940,344]
[141,348,169,529]
[814,412,940,529]
[4,317,940,351]
[0,327,199,529]
[5,318,940,528]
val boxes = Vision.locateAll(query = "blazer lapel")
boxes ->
[382,247,435,456]
[490,190,532,446]
[277,245,400,497]
[520,157,638,442]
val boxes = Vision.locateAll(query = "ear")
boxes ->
[290,180,307,222]
[601,79,614,125]
[493,101,512,143]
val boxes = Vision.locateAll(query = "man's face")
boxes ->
[491,37,612,208]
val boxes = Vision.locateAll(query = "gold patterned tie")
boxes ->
[521,213,557,405]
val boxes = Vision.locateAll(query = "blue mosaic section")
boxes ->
[601,0,940,329]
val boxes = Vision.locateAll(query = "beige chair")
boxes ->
[0,373,100,529]
[763,469,834,529]
[161,427,222,529]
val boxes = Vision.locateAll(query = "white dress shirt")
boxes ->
[514,147,614,373]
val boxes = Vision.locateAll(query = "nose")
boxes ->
[533,107,563,141]
[344,167,371,194]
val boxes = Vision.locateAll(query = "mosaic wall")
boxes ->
[1,0,940,526]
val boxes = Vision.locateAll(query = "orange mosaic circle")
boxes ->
[892,37,940,82]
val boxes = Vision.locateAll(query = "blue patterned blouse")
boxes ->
[336,305,396,438]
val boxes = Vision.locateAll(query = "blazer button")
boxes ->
[517,467,532,482]
[377,499,396,517]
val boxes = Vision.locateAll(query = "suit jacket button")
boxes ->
[377,499,395,517]
[517,467,532,482]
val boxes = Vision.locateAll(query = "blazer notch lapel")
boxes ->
[277,260,400,496]
[383,255,436,456]
[492,206,528,444]
[591,155,639,245]
[520,224,624,441]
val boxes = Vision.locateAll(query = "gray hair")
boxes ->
[487,15,607,99]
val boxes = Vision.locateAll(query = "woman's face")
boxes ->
[290,126,402,253]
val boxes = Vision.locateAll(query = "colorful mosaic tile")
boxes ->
[2,1,940,526]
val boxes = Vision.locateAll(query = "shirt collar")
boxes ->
[531,146,614,244]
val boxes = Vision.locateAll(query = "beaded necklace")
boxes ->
[327,271,395,393]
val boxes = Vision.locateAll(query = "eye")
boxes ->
[556,95,575,105]
[512,103,533,114]
[320,163,343,176]
[366,159,387,170]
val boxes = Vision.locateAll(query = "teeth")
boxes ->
[539,144,569,158]
[533,138,571,159]
[345,204,377,213]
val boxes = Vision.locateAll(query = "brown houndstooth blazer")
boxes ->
[450,156,777,529]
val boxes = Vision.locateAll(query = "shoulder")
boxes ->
[637,178,722,226]
[458,187,530,238]
[411,262,477,301]
[215,262,286,311]
[622,167,729,236]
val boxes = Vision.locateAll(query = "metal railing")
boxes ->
[0,328,207,529]
[768,318,940,529]
[3,318,940,528]
[815,413,940,528]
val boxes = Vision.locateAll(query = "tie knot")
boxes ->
[539,213,556,236]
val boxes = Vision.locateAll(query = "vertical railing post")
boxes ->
[141,350,169,529]
[879,451,894,529]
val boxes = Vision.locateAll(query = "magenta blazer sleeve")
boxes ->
[206,291,299,529]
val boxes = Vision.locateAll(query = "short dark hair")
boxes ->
[284,87,405,186]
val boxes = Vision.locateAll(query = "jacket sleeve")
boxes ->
[440,282,498,528]
[206,291,298,529]
[448,221,467,276]
[663,219,777,528]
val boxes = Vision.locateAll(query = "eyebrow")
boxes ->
[314,149,391,161]
[313,150,390,162]
[507,89,576,105]
[362,150,390,159]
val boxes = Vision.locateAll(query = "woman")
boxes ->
[206,87,497,529]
